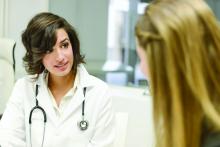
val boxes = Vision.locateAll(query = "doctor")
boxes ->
[0,12,115,147]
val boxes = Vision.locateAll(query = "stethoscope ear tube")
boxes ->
[29,104,47,124]
[29,85,47,124]
[29,84,47,147]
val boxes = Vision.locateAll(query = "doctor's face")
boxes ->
[42,28,74,77]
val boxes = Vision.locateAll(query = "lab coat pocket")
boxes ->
[29,110,46,147]
[67,125,95,146]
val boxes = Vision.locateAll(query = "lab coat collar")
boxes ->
[60,64,95,123]
[77,64,95,89]
[37,64,95,88]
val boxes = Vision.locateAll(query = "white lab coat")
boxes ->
[0,65,115,147]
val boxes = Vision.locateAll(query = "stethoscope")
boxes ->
[28,84,89,147]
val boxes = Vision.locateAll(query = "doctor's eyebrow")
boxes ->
[59,38,70,44]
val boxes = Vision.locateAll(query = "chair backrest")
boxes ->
[113,112,128,147]
[0,38,16,114]
[109,85,155,147]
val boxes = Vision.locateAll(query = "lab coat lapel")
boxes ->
[60,65,93,123]
[60,87,85,123]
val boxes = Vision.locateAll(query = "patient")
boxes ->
[135,0,220,147]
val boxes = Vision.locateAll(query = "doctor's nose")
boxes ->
[55,48,65,62]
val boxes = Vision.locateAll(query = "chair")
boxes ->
[110,85,155,147]
[0,38,16,116]
[113,112,128,147]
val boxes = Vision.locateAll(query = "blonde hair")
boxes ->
[135,0,220,147]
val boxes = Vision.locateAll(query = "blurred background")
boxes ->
[0,0,220,146]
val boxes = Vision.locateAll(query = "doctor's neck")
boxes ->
[48,70,75,90]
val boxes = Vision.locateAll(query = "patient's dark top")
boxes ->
[202,124,220,147]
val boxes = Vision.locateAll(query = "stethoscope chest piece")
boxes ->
[78,120,89,131]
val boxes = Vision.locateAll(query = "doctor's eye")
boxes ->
[61,42,69,49]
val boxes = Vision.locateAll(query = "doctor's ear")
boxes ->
[43,68,48,73]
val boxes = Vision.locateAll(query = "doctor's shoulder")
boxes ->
[87,75,113,102]
[88,75,109,92]
[16,74,37,87]
[5,74,37,110]
[11,74,37,96]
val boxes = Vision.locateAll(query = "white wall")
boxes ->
[0,0,4,37]
[0,0,8,37]
[6,0,49,79]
